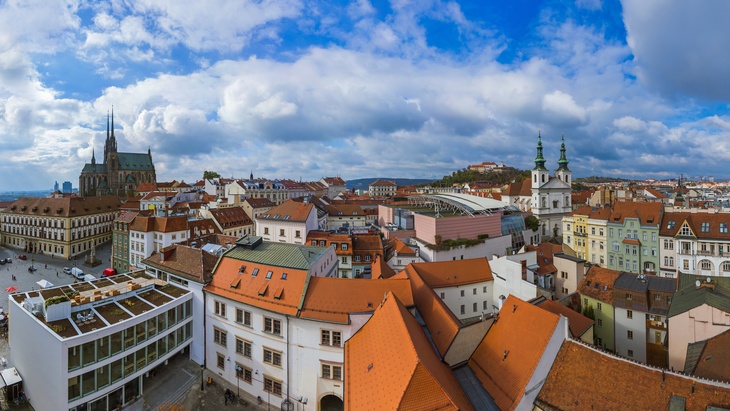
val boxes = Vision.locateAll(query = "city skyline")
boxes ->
[1,0,729,190]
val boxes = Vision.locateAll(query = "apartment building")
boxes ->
[111,210,139,273]
[128,215,188,268]
[659,211,730,278]
[562,205,611,265]
[578,266,621,350]
[368,180,397,198]
[606,202,663,274]
[306,231,353,278]
[255,200,318,245]
[199,206,254,238]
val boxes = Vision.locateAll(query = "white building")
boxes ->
[531,133,572,238]
[202,236,410,410]
[128,215,189,267]
[255,200,319,245]
[659,210,730,278]
[9,272,193,411]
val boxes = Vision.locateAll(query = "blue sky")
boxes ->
[1,0,730,190]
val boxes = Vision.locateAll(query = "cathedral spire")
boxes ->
[557,133,570,171]
[91,146,96,165]
[533,131,547,171]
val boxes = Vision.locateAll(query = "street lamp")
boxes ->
[234,365,242,398]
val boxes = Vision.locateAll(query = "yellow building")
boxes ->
[0,195,120,259]
[563,206,611,265]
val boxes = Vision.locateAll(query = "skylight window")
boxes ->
[281,273,287,280]
[667,221,675,229]
[252,268,259,277]
[266,271,273,279]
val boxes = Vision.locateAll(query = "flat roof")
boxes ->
[407,193,520,216]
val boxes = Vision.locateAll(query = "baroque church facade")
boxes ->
[502,132,572,239]
[79,111,156,197]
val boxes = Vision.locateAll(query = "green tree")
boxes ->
[203,170,221,180]
[582,304,595,320]
[524,215,539,232]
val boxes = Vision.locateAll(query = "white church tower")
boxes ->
[531,132,572,238]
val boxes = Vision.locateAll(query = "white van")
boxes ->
[70,267,85,279]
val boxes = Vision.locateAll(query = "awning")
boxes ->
[1,368,22,386]
[36,279,53,289]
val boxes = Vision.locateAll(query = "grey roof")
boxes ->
[223,240,329,270]
[80,163,107,173]
[648,276,677,293]
[614,273,649,293]
[554,253,585,263]
[117,152,154,171]
[683,339,706,374]
[668,274,730,318]
[453,365,501,411]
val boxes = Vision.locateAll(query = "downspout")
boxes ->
[286,315,290,408]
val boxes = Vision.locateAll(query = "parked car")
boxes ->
[18,254,27,260]
[0,260,5,265]
[4,258,11,264]
[63,267,72,275]
[102,268,117,277]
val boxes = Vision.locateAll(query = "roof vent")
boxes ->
[502,350,509,361]
[367,363,373,372]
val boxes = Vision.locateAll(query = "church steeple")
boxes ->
[533,131,547,171]
[110,106,117,152]
[91,146,96,165]
[557,133,570,171]
[250,170,254,181]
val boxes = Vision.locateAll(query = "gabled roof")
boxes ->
[243,197,276,208]
[668,274,730,318]
[117,152,154,171]
[690,329,730,383]
[391,237,417,255]
[406,258,493,288]
[644,187,669,199]
[324,204,365,216]
[607,201,663,226]
[535,340,730,411]
[400,264,461,357]
[209,207,253,228]
[143,245,218,283]
[661,211,730,240]
[135,182,158,192]
[524,243,562,275]
[578,266,621,304]
[369,180,397,187]
[566,205,612,220]
[322,177,346,186]
[468,295,560,411]
[205,254,310,316]
[129,215,188,233]
[299,278,413,323]
[344,292,474,411]
[372,255,396,279]
[4,196,121,217]
[223,239,328,271]
[257,200,315,222]
[187,218,222,236]
[533,299,593,339]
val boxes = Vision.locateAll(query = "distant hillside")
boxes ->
[575,176,630,183]
[347,178,434,190]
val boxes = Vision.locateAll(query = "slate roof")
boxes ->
[117,152,154,171]
[344,292,474,411]
[535,340,730,411]
[668,274,730,318]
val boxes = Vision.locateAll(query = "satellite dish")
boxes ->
[696,280,701,287]
[707,277,712,283]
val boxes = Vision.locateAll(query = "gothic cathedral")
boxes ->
[79,110,156,197]
[531,132,572,238]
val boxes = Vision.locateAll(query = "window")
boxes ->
[723,262,730,271]
[701,222,710,232]
[263,348,282,366]
[627,330,633,340]
[279,229,285,236]
[321,330,342,347]
[354,255,361,262]
[295,230,301,238]
[473,288,477,295]
[597,302,602,311]
[322,363,343,380]
[236,338,252,358]
[597,318,603,327]
[214,328,227,347]
[440,292,445,299]
[655,294,661,301]
[237,364,252,384]
[473,302,477,312]
[701,260,711,270]
[600,229,604,236]
[483,301,488,310]
[264,227,269,235]
[721,223,728,233]
[217,353,225,370]
[626,293,632,301]
[460,290,465,297]
[235,309,251,326]
[342,243,348,250]
[264,377,282,396]
[628,349,634,357]
[264,317,282,336]
[680,224,691,236]
[460,305,465,315]
[214,301,226,317]
[627,310,633,319]
[365,255,371,262]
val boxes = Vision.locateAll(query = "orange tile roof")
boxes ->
[129,215,188,233]
[401,265,461,357]
[534,299,593,339]
[258,200,314,222]
[566,205,612,219]
[244,197,276,208]
[392,237,417,255]
[525,243,563,274]
[661,211,730,240]
[209,207,253,228]
[204,255,309,316]
[578,265,621,303]
[4,196,121,217]
[371,255,396,279]
[692,329,730,383]
[468,295,560,411]
[143,244,218,283]
[408,258,493,288]
[299,277,412,323]
[345,292,474,411]
[536,340,730,411]
[135,182,158,192]
[608,201,663,225]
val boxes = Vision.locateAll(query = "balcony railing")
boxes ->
[574,231,587,237]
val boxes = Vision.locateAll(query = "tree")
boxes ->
[203,170,221,180]
[582,304,595,320]
[524,215,539,232]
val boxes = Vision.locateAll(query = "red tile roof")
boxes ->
[299,277,413,323]
[4,196,121,217]
[258,200,314,222]
[371,255,396,279]
[691,329,730,383]
[345,292,474,411]
[536,340,730,411]
[468,295,561,411]
[209,207,253,228]
[533,299,593,339]
[608,201,663,225]
[578,266,621,303]
[143,244,218,283]
[129,215,188,233]
[407,258,493,288]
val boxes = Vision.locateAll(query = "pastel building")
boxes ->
[578,266,621,350]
